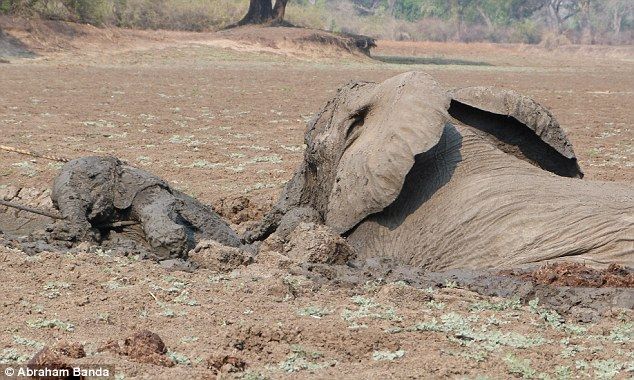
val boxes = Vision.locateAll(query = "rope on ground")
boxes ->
[0,199,63,219]
[0,145,70,162]
[0,200,138,229]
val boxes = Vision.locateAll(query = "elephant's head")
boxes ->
[251,72,583,241]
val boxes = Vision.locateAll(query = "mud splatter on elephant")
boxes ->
[247,72,633,270]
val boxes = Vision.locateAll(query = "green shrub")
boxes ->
[66,0,112,25]
[0,0,11,14]
[510,20,542,44]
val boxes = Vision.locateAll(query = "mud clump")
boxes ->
[189,240,253,271]
[276,207,322,240]
[214,196,264,225]
[258,232,287,256]
[28,348,75,380]
[231,322,303,353]
[28,342,86,380]
[54,342,86,359]
[100,330,174,367]
[284,222,355,265]
[511,262,634,288]
[123,330,168,359]
[207,355,247,374]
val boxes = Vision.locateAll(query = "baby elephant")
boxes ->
[50,156,241,260]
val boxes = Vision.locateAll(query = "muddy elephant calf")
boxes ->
[51,156,241,260]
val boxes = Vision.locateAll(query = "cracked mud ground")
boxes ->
[0,22,633,379]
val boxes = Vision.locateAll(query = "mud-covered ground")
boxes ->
[0,20,633,379]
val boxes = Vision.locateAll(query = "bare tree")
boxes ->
[352,0,382,16]
[475,4,494,32]
[606,0,632,41]
[450,0,468,41]
[578,0,594,43]
[386,0,396,15]
[547,0,581,34]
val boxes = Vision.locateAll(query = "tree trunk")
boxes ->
[476,5,494,33]
[548,1,563,34]
[451,0,464,41]
[612,9,622,40]
[239,0,273,25]
[239,0,288,25]
[273,0,289,21]
[578,0,594,44]
[387,0,396,15]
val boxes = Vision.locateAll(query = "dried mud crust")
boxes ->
[99,330,175,367]
[214,195,265,225]
[296,259,634,323]
[1,246,632,379]
[0,186,55,238]
[506,262,634,288]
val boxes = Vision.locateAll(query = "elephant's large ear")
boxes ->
[325,72,451,234]
[450,86,583,178]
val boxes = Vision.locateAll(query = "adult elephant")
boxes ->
[247,72,633,270]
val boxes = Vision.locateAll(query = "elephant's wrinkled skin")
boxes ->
[247,72,633,270]
[51,156,241,260]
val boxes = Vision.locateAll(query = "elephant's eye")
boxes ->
[345,108,368,148]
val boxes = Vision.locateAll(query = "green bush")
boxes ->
[0,0,11,14]
[509,19,542,44]
[65,0,112,25]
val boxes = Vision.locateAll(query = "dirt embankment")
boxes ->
[0,17,374,62]
[214,26,375,58]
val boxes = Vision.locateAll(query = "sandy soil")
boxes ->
[0,20,633,379]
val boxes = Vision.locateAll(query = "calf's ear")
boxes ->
[325,71,451,234]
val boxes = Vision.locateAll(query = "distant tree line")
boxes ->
[345,0,632,44]
[0,0,248,31]
[0,0,631,44]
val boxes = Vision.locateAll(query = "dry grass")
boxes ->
[112,0,249,31]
